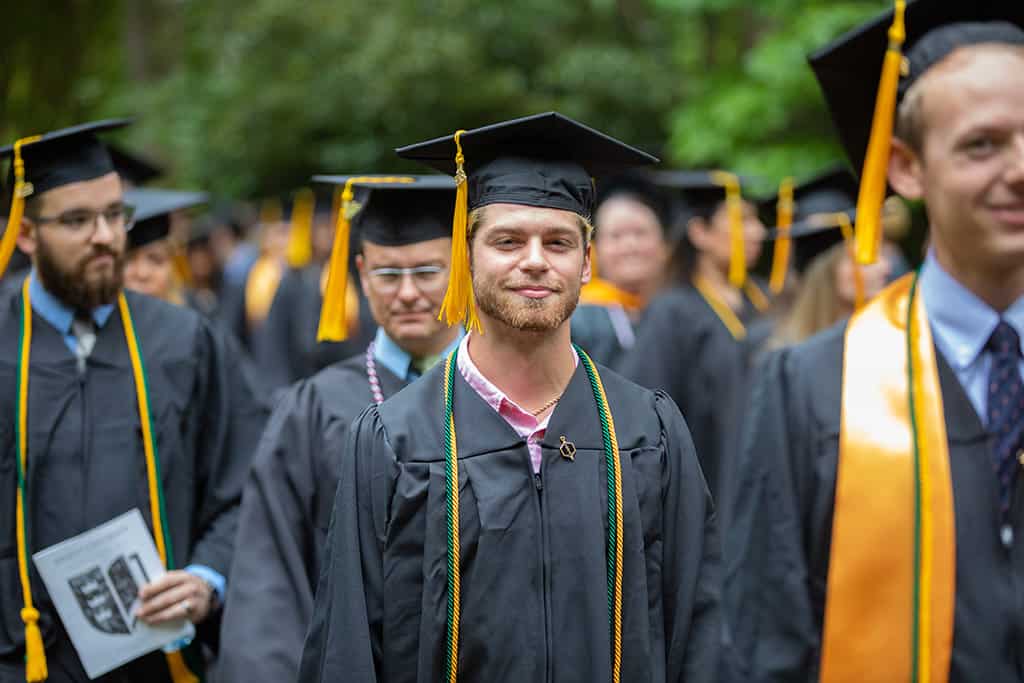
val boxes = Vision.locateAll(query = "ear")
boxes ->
[15,216,38,256]
[355,253,366,279]
[581,241,592,285]
[888,138,925,201]
[686,216,708,250]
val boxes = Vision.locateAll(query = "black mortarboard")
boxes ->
[0,119,132,279]
[395,112,658,218]
[781,165,859,226]
[313,174,455,246]
[108,143,165,187]
[650,169,757,286]
[124,188,209,250]
[311,174,455,341]
[396,112,658,331]
[809,0,1024,263]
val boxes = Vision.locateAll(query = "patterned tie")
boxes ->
[72,313,97,373]
[986,320,1024,515]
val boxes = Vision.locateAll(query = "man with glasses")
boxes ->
[0,121,266,682]
[218,176,461,683]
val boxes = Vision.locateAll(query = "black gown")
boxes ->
[218,352,405,683]
[570,303,636,370]
[298,359,721,683]
[725,322,1024,683]
[0,287,268,683]
[619,285,747,513]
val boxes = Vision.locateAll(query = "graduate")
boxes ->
[217,175,460,683]
[298,112,721,683]
[571,173,671,368]
[123,187,208,305]
[0,121,267,683]
[726,3,1024,681]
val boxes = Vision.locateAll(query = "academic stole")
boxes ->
[820,272,955,683]
[15,279,201,683]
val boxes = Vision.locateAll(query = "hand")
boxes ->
[136,570,215,626]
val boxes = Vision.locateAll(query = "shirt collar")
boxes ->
[28,270,115,336]
[920,251,1024,369]
[372,326,464,381]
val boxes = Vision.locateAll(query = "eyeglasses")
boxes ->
[32,204,136,236]
[366,265,447,294]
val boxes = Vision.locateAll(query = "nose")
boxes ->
[395,271,420,305]
[520,236,549,273]
[92,213,117,245]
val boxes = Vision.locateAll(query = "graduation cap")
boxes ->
[396,112,658,331]
[810,0,1024,264]
[0,119,131,279]
[649,169,756,287]
[124,188,209,250]
[310,174,457,341]
[766,166,860,292]
[108,143,165,187]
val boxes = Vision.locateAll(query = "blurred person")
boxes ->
[218,175,460,683]
[726,5,1024,681]
[0,121,267,683]
[571,173,671,367]
[300,113,720,683]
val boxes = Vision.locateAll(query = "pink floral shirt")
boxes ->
[456,334,577,474]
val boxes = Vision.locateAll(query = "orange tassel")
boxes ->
[711,171,746,288]
[769,177,794,294]
[21,607,47,683]
[286,188,315,268]
[854,0,906,265]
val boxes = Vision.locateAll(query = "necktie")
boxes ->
[411,354,441,379]
[985,320,1024,515]
[72,313,97,372]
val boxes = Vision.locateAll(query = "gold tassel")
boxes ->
[316,176,414,341]
[769,177,794,294]
[317,179,356,341]
[836,212,866,310]
[711,171,746,288]
[438,130,482,333]
[286,188,315,268]
[0,135,42,280]
[164,650,199,683]
[854,0,906,265]
[21,607,47,682]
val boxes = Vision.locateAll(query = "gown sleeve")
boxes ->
[722,348,818,683]
[298,407,397,683]
[654,392,723,683]
[218,382,325,683]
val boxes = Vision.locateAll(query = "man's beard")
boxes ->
[473,272,580,333]
[35,236,124,311]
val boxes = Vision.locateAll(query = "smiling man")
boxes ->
[725,4,1024,682]
[0,122,265,683]
[217,175,461,683]
[299,113,721,683]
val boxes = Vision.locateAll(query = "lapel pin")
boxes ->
[559,436,576,461]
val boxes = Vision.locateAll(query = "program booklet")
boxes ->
[32,509,194,679]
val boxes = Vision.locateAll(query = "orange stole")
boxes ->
[821,273,955,683]
[579,277,643,312]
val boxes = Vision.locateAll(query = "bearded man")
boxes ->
[0,121,266,683]
[299,112,721,683]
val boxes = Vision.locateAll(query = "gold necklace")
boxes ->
[530,396,560,416]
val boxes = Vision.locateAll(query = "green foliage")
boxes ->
[3,0,889,198]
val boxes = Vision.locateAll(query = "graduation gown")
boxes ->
[570,303,636,370]
[218,352,405,683]
[726,322,1024,682]
[0,288,267,682]
[619,286,746,510]
[299,360,721,683]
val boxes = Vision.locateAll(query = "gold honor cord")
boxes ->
[16,281,199,683]
[440,346,624,682]
[692,275,746,341]
[743,280,771,314]
[821,273,955,683]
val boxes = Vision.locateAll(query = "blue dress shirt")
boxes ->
[920,252,1024,426]
[373,325,464,382]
